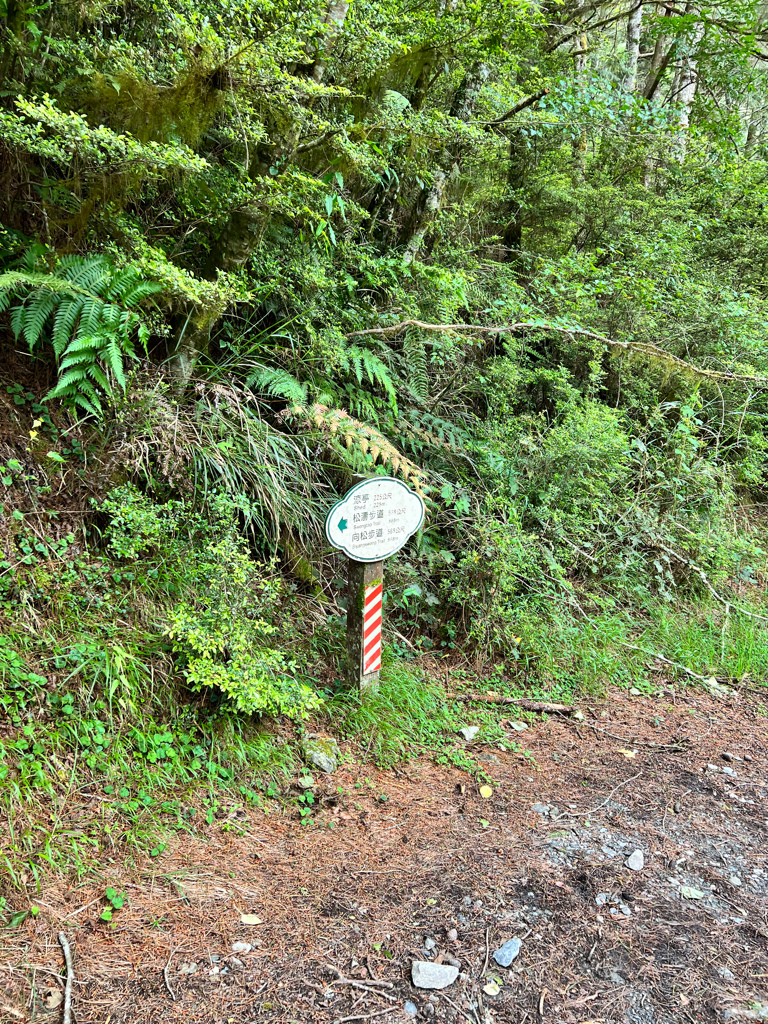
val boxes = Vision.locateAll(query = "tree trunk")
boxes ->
[401,61,489,265]
[671,23,704,161]
[572,37,588,182]
[623,4,643,93]
[311,0,350,85]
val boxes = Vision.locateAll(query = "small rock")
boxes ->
[303,736,340,774]
[595,893,608,906]
[474,899,483,910]
[744,753,753,762]
[404,1001,418,1017]
[718,966,736,981]
[729,875,743,887]
[411,961,459,989]
[673,801,682,813]
[531,803,549,815]
[462,896,472,907]
[572,710,585,722]
[619,903,632,917]
[232,942,252,954]
[629,687,641,696]
[602,846,618,858]
[230,957,244,968]
[722,752,735,762]
[177,962,198,975]
[459,726,480,742]
[492,937,522,967]
[297,774,315,790]
[446,928,458,942]
[210,955,221,962]
[626,850,644,872]
[707,763,720,773]
[722,766,736,776]
[424,937,436,951]
[609,970,626,985]
[445,958,461,969]
[508,721,528,732]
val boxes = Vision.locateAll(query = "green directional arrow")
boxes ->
[338,517,348,532]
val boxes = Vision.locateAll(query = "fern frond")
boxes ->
[245,364,308,403]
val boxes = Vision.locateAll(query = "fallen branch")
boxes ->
[448,692,573,715]
[58,932,74,1024]
[619,641,709,682]
[344,319,768,388]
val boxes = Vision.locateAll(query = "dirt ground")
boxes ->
[1,684,767,1024]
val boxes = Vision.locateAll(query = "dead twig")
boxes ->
[333,1009,394,1024]
[556,772,643,818]
[325,965,397,1001]
[482,925,491,977]
[585,720,688,752]
[439,991,479,1024]
[58,932,74,1024]
[163,947,178,1002]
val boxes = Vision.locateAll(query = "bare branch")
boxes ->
[345,319,768,387]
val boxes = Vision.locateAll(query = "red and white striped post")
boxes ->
[362,581,383,675]
[347,559,384,691]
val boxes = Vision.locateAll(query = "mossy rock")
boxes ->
[302,736,340,774]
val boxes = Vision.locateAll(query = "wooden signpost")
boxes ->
[325,475,425,690]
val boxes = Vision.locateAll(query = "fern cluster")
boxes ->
[0,252,160,416]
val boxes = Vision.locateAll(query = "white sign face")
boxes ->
[325,477,425,563]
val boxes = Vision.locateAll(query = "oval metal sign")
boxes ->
[325,477,425,563]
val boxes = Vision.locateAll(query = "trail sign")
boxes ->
[325,476,425,562]
[325,476,425,690]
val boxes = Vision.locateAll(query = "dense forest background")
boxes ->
[1,0,768,864]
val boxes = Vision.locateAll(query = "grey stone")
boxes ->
[447,928,458,942]
[462,896,472,907]
[446,958,461,968]
[492,937,522,967]
[508,721,528,732]
[602,845,618,858]
[411,961,459,989]
[424,937,436,951]
[230,957,244,967]
[302,736,340,774]
[297,774,315,790]
[459,726,480,742]
[717,967,736,981]
[619,903,632,916]
[629,687,642,696]
[231,942,252,953]
[532,803,549,815]
[729,875,743,886]
[177,962,198,975]
[722,766,736,776]
[627,849,644,871]
[595,893,608,906]
[404,1001,418,1017]
[722,752,735,762]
